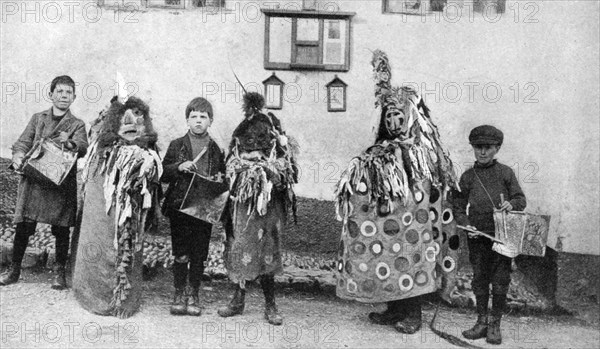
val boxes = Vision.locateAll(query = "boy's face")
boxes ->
[187,111,212,135]
[472,144,500,165]
[49,84,76,111]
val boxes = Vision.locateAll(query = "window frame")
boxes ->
[262,9,355,72]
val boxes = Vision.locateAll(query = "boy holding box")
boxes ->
[161,97,226,316]
[452,125,526,345]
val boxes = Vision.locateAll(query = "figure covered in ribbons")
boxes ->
[72,96,162,318]
[218,92,297,326]
[335,50,463,334]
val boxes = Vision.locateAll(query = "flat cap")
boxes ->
[469,125,503,146]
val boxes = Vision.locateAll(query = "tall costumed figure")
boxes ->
[218,91,298,325]
[72,96,162,318]
[335,50,464,334]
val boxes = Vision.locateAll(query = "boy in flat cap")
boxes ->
[452,125,526,345]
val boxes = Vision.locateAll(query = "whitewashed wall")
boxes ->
[1,0,598,254]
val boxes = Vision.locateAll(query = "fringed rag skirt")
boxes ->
[72,175,144,318]
[224,191,285,284]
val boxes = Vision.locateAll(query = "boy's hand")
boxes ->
[178,161,197,173]
[499,200,513,212]
[463,225,480,238]
[58,131,70,143]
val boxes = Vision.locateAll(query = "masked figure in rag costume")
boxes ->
[218,92,298,325]
[71,96,162,318]
[335,50,463,334]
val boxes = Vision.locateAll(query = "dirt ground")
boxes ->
[1,267,599,349]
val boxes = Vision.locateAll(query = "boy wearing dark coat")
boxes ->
[452,125,526,345]
[0,75,88,289]
[161,97,226,316]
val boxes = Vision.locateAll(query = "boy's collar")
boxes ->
[474,159,497,168]
[188,130,209,138]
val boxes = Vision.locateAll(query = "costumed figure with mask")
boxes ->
[72,96,162,318]
[335,50,463,334]
[217,92,298,326]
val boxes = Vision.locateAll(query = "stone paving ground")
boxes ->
[1,267,599,349]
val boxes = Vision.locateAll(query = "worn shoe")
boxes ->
[486,315,502,345]
[394,301,422,335]
[187,288,202,316]
[462,314,488,340]
[218,286,245,317]
[369,302,406,325]
[0,266,21,286]
[51,266,67,290]
[264,301,283,326]
[170,289,187,315]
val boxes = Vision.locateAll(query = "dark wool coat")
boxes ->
[161,133,226,217]
[12,108,88,227]
[452,160,527,234]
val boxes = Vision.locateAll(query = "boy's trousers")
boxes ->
[468,238,512,296]
[169,211,212,289]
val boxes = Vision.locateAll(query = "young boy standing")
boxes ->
[452,125,526,345]
[161,97,226,316]
[0,75,88,289]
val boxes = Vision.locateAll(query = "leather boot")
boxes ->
[261,274,282,326]
[218,285,246,317]
[369,300,406,325]
[486,294,506,345]
[462,294,489,340]
[486,315,502,345]
[394,298,422,334]
[170,288,187,315]
[51,265,68,290]
[1,223,32,286]
[0,265,21,286]
[187,287,202,316]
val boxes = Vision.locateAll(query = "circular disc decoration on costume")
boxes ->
[376,262,391,280]
[402,212,413,226]
[415,209,429,224]
[414,190,424,203]
[356,181,368,195]
[432,227,440,240]
[415,271,428,286]
[399,274,414,292]
[347,220,360,238]
[394,257,410,272]
[377,201,390,216]
[359,263,368,272]
[429,208,438,223]
[361,204,371,213]
[442,256,456,272]
[405,229,419,244]
[412,253,421,264]
[370,241,384,256]
[347,279,358,293]
[449,235,460,250]
[362,279,376,293]
[360,221,377,237]
[442,209,454,224]
[425,246,436,262]
[345,260,353,274]
[383,219,400,236]
[351,241,367,255]
[392,243,402,253]
[433,242,441,255]
[421,229,432,243]
[429,187,440,203]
